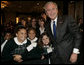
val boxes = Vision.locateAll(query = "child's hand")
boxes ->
[13,54,23,62]
[41,55,45,60]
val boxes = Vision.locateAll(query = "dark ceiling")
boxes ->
[2,1,69,14]
[2,1,78,15]
[2,1,49,13]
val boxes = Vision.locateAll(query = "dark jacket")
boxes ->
[1,38,31,64]
[1,38,46,64]
[45,15,82,64]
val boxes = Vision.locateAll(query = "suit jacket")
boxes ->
[45,15,82,64]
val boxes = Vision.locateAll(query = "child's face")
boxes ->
[16,29,27,42]
[42,35,50,45]
[28,30,36,40]
[39,20,44,27]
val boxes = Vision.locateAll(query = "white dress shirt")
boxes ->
[39,27,45,35]
[51,17,57,35]
[14,37,27,45]
[27,37,38,52]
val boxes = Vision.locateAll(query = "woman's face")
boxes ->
[28,30,36,40]
[16,29,27,43]
[39,20,45,27]
[42,35,50,45]
[32,19,36,26]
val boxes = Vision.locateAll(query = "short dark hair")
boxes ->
[28,27,36,34]
[38,17,45,22]
[15,25,27,34]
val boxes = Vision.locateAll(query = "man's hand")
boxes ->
[70,53,78,63]
[13,54,23,62]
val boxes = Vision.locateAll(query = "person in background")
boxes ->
[37,17,46,38]
[16,18,28,30]
[41,12,47,22]
[31,18,37,29]
[78,18,83,33]
[1,31,12,53]
[41,11,51,24]
[1,25,4,44]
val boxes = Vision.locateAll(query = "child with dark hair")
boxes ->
[1,25,31,64]
[27,27,38,51]
[38,32,54,64]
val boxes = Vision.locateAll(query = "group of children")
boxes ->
[1,25,54,64]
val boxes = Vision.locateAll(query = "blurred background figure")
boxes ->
[41,12,51,24]
[41,12,47,22]
[1,31,12,53]
[31,18,37,29]
[36,17,46,38]
[78,18,83,33]
[16,18,29,30]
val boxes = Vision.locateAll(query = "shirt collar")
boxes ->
[43,45,49,48]
[51,16,58,26]
[14,37,27,45]
[27,37,38,43]
[51,16,57,22]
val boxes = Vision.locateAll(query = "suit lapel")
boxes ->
[49,22,54,37]
[48,21,57,43]
[56,16,64,41]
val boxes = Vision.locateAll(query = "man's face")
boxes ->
[45,3,58,20]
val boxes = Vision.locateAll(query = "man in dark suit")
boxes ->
[43,1,82,64]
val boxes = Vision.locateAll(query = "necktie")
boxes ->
[53,21,56,39]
